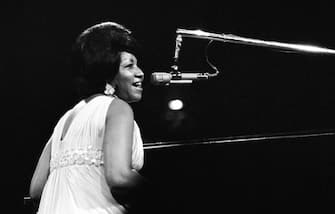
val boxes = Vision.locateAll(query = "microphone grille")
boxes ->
[151,72,172,85]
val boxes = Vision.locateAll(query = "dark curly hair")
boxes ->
[71,22,141,99]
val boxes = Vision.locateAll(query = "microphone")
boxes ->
[151,71,210,85]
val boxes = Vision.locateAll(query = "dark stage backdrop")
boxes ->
[16,1,335,211]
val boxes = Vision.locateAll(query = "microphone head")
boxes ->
[150,72,172,85]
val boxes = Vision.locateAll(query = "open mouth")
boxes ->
[132,82,143,89]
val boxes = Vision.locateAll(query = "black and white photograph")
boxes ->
[16,1,335,213]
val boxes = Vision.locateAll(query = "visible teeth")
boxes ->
[133,82,142,87]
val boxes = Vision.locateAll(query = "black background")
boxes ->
[12,1,335,212]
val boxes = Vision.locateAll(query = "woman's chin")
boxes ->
[127,94,143,103]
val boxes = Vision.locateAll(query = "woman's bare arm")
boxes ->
[29,138,51,199]
[103,98,146,205]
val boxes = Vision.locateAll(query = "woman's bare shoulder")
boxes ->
[107,97,134,119]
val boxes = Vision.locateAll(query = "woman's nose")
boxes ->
[136,67,144,79]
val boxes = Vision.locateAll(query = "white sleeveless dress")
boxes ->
[37,95,144,214]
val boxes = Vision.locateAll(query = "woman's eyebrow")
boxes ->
[122,57,137,65]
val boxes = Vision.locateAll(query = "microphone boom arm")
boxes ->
[176,29,335,55]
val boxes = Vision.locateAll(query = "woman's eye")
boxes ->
[125,63,134,68]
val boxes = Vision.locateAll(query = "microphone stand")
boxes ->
[176,29,335,55]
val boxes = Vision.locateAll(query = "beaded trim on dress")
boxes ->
[50,146,104,172]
